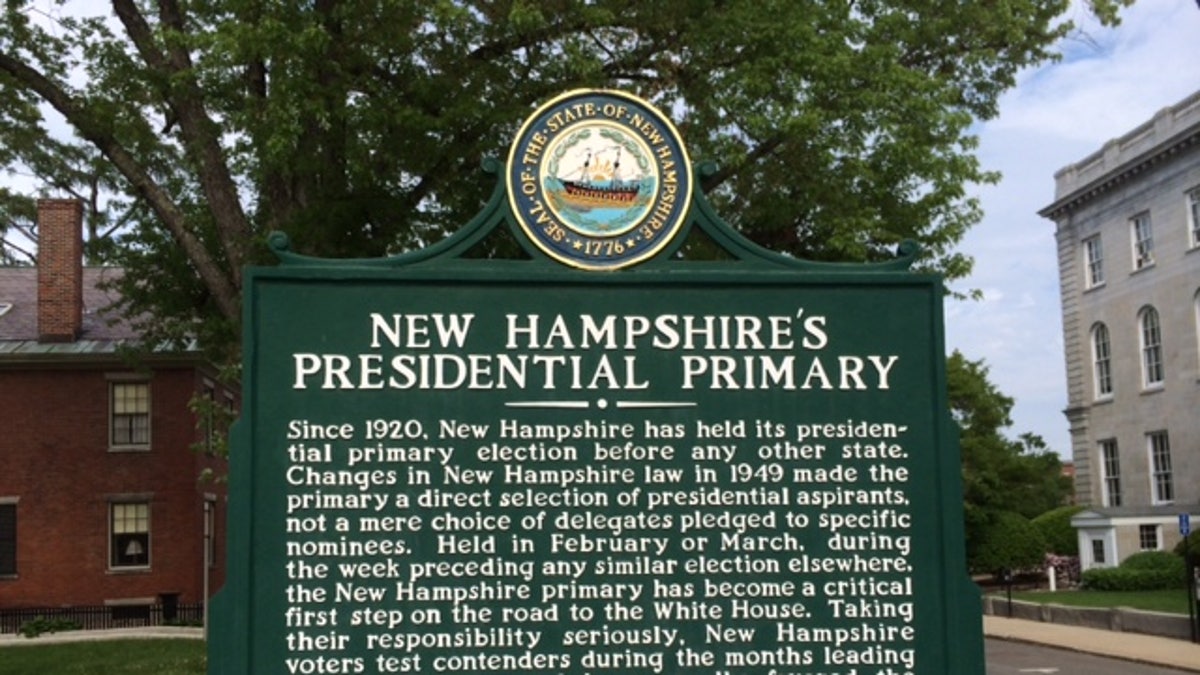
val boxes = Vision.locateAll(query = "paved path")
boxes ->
[0,625,202,646]
[985,615,1200,673]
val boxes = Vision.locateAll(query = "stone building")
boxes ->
[1040,90,1200,569]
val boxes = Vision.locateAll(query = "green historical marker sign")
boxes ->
[210,90,983,675]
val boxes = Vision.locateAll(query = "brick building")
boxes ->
[0,199,231,612]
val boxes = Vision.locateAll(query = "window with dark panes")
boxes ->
[1187,188,1200,248]
[1148,431,1173,504]
[1099,439,1121,507]
[1131,212,1154,269]
[1092,324,1112,398]
[1138,524,1160,551]
[110,502,150,568]
[1084,235,1104,287]
[1140,307,1164,388]
[0,503,15,576]
[111,382,150,447]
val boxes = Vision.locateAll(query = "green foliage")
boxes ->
[1086,0,1138,25]
[0,638,205,675]
[18,616,82,638]
[0,1,1125,364]
[1032,505,1085,556]
[1120,550,1186,576]
[188,386,238,464]
[1081,550,1187,591]
[950,351,1073,564]
[1080,567,1184,592]
[969,510,1047,575]
[1004,588,1189,616]
[1175,531,1200,558]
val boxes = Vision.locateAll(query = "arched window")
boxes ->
[1091,323,1112,398]
[1139,306,1163,388]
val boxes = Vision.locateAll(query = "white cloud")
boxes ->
[1000,3,1200,142]
[947,1,1200,456]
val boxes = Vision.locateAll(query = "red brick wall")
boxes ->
[0,363,229,608]
[35,199,84,342]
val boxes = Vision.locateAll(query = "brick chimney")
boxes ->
[37,199,84,342]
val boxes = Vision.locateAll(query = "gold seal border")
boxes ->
[506,89,693,271]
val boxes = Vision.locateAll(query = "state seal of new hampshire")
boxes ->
[506,89,693,270]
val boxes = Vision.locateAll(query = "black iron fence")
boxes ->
[0,601,203,634]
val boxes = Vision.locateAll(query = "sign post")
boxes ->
[210,90,985,675]
[1183,513,1197,644]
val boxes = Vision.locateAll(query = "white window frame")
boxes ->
[1083,235,1105,288]
[1195,290,1200,380]
[1138,524,1161,551]
[1139,306,1163,388]
[1187,187,1200,249]
[1099,439,1121,507]
[109,500,151,570]
[1090,538,1107,566]
[1079,528,1117,570]
[109,378,151,451]
[1091,323,1113,398]
[1131,212,1154,270]
[1147,431,1173,505]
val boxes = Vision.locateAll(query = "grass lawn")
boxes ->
[998,588,1193,616]
[0,639,205,675]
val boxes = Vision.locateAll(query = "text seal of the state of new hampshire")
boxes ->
[506,90,693,270]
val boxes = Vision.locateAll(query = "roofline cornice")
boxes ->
[0,350,210,369]
[1038,121,1200,220]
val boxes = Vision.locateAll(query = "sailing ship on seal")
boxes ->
[555,146,643,210]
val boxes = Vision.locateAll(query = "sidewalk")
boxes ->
[985,614,1200,672]
[0,625,202,646]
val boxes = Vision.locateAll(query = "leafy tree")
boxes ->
[970,511,1047,575]
[948,350,1073,564]
[0,1,1131,362]
[1032,505,1085,556]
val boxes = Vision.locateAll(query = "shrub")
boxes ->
[970,511,1047,575]
[1080,567,1183,591]
[1121,550,1185,576]
[1080,551,1186,591]
[1044,553,1081,586]
[1031,505,1084,556]
[19,616,83,638]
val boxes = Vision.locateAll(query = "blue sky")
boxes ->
[945,1,1200,456]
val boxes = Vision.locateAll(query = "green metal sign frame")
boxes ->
[210,151,983,674]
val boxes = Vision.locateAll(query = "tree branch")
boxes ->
[700,133,787,192]
[2,234,37,262]
[0,49,242,322]
[113,0,252,285]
